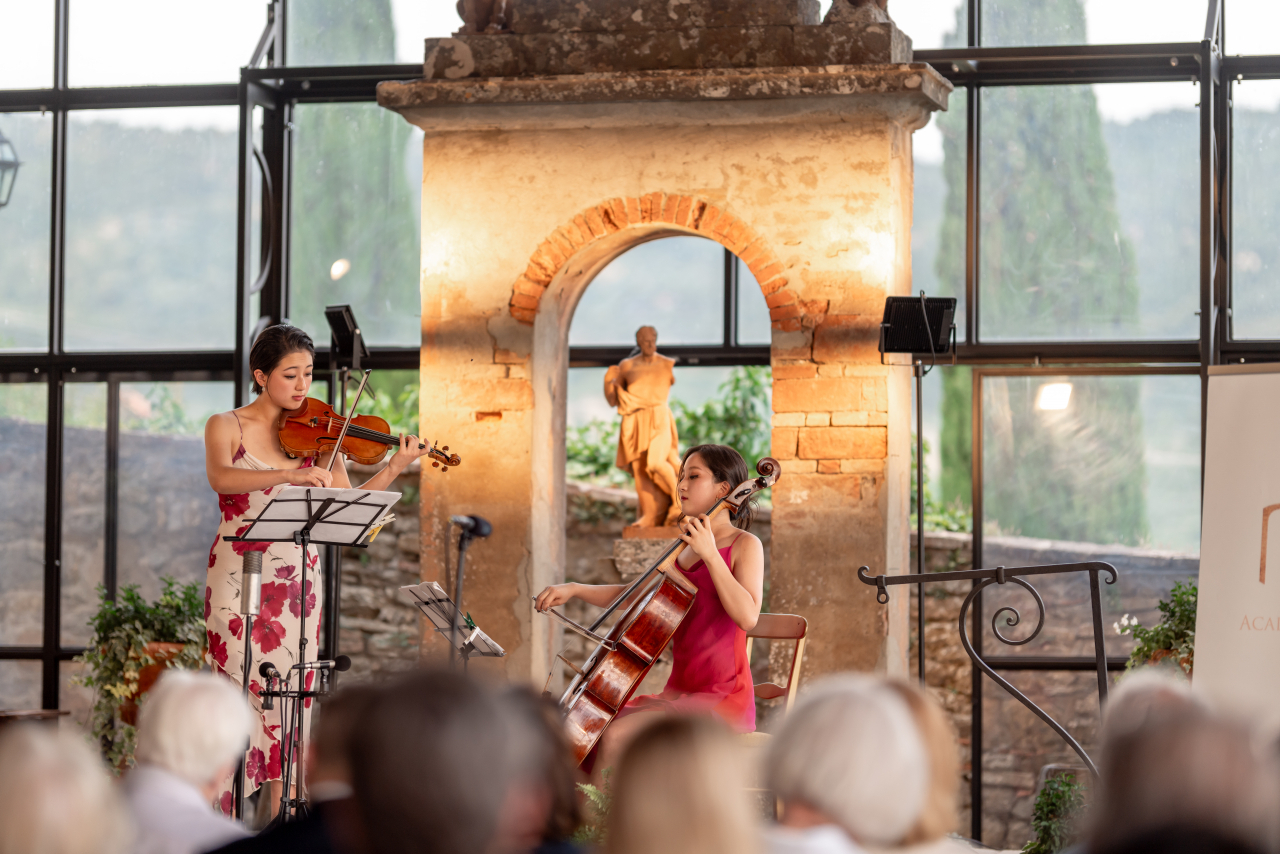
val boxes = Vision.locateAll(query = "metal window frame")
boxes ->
[0,1,1272,834]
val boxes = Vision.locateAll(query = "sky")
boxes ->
[2,1,1279,136]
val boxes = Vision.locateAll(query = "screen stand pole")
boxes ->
[916,359,926,687]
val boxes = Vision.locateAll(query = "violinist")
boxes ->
[202,323,425,814]
[534,444,765,772]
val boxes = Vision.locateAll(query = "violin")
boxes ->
[277,397,462,470]
[538,457,780,766]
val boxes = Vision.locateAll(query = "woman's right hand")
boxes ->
[286,466,334,489]
[535,583,578,612]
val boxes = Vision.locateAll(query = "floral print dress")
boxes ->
[205,414,323,813]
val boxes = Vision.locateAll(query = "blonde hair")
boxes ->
[766,675,927,846]
[606,716,757,854]
[0,724,133,854]
[887,681,961,844]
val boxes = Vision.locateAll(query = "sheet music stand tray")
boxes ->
[401,581,506,666]
[224,486,400,822]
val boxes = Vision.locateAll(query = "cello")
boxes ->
[538,457,780,766]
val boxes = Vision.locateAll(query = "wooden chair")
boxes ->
[741,613,808,748]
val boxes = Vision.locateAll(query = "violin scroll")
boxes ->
[427,443,463,472]
[725,456,782,511]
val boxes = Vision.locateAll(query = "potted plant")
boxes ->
[1114,580,1196,677]
[74,578,205,771]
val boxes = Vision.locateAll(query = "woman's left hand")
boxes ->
[388,433,427,472]
[678,514,719,561]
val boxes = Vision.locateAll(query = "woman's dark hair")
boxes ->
[249,323,314,395]
[681,444,755,531]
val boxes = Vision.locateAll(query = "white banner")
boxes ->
[1194,364,1280,720]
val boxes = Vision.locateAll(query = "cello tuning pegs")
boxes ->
[442,467,449,472]
[442,446,449,451]
[432,461,440,468]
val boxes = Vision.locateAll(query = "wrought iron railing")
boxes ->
[858,561,1118,776]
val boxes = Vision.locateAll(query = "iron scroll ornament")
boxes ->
[858,561,1119,777]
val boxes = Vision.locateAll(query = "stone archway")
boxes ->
[506,194,801,330]
[379,37,948,687]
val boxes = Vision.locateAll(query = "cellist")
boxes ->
[535,443,765,772]
[202,323,425,814]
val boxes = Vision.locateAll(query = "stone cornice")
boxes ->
[377,63,951,119]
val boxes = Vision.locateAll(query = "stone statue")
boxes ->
[456,0,508,34]
[605,326,683,528]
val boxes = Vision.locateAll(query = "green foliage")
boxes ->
[121,384,202,436]
[362,376,421,439]
[567,416,629,486]
[672,366,772,465]
[1023,773,1086,854]
[911,434,973,533]
[572,769,613,846]
[73,579,206,771]
[565,367,773,489]
[1116,580,1197,675]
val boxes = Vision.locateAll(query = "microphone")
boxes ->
[258,661,280,680]
[450,515,492,538]
[295,655,352,672]
[240,551,262,616]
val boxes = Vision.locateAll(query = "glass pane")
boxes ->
[979,83,1199,341]
[59,661,94,732]
[570,237,724,346]
[289,103,423,348]
[980,373,1200,659]
[69,0,264,86]
[980,670,1101,848]
[888,0,967,50]
[1231,79,1280,339]
[0,661,42,711]
[62,382,107,647]
[0,380,47,645]
[1226,0,1280,57]
[363,370,420,436]
[64,108,237,351]
[0,113,52,351]
[736,259,772,346]
[288,0,465,65]
[0,2,54,89]
[916,88,968,342]
[982,0,1204,47]
[117,382,233,601]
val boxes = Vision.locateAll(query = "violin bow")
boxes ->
[325,369,372,472]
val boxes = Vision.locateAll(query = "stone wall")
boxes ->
[908,530,1199,848]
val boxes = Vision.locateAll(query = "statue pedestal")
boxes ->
[613,527,679,581]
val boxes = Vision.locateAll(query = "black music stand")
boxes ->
[878,293,957,687]
[224,485,399,822]
[400,581,505,667]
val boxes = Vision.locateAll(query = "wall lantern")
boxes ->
[0,127,19,208]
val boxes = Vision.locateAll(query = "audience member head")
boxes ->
[1098,669,1204,756]
[0,724,133,854]
[886,680,961,844]
[766,674,928,847]
[135,670,253,798]
[346,669,514,854]
[307,684,378,798]
[606,715,757,854]
[490,687,582,853]
[1088,685,1277,854]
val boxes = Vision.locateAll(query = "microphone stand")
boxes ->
[233,551,262,822]
[451,528,474,670]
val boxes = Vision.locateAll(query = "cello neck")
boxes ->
[586,497,732,633]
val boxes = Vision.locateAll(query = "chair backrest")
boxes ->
[745,613,807,713]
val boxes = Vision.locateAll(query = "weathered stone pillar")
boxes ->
[378,0,948,687]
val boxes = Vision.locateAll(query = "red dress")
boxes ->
[621,540,756,732]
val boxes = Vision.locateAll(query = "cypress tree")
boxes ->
[933,0,1147,545]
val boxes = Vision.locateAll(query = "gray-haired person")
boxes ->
[124,671,254,854]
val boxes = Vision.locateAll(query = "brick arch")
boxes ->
[507,193,801,331]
